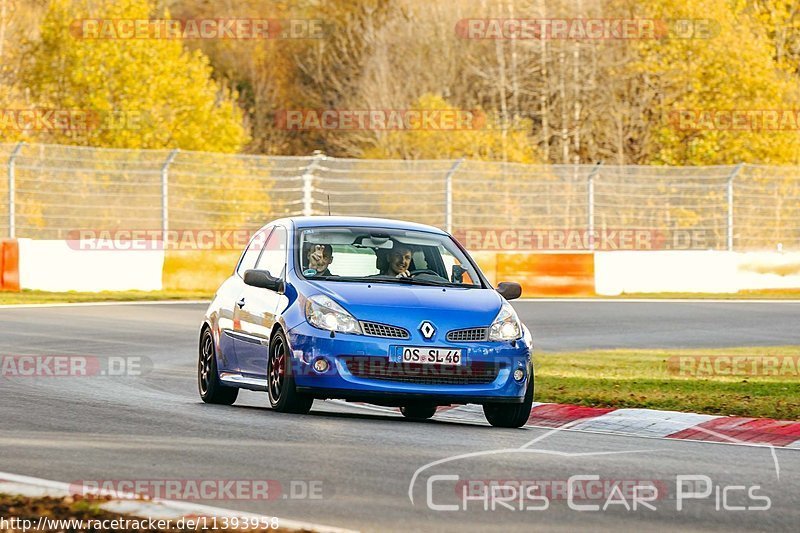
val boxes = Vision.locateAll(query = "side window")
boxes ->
[256,226,287,278]
[237,228,271,277]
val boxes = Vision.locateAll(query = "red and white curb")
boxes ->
[0,472,356,533]
[522,404,800,447]
[335,401,800,449]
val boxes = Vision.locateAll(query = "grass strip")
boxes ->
[534,346,800,420]
[0,290,212,305]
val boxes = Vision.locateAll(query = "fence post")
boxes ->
[7,142,24,239]
[727,163,743,251]
[161,149,178,235]
[444,158,464,233]
[586,162,602,251]
[302,151,325,217]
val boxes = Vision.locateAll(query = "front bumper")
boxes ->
[286,321,532,405]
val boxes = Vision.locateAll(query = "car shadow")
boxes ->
[196,400,493,427]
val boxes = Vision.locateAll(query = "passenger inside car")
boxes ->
[303,243,334,276]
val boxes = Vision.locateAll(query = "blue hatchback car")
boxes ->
[198,216,534,427]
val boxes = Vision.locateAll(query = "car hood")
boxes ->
[304,280,504,331]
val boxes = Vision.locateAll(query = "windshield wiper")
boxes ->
[307,275,480,288]
[307,276,397,284]
[368,276,457,288]
[389,278,444,287]
[399,278,484,288]
[316,275,441,286]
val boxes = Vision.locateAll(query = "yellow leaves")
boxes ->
[20,0,248,152]
[362,93,541,163]
[624,0,800,165]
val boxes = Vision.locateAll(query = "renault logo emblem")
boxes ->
[419,321,436,339]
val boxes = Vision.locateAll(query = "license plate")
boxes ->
[400,347,462,365]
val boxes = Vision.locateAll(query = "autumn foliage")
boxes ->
[2,0,800,164]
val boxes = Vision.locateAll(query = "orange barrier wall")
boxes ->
[494,252,595,296]
[0,239,20,291]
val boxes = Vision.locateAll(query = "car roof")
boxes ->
[283,216,449,235]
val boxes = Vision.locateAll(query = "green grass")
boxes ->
[0,289,212,305]
[534,346,800,420]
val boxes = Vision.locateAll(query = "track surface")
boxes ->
[1,301,799,532]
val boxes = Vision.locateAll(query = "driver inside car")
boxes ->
[380,242,413,278]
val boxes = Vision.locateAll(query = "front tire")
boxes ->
[268,329,313,414]
[483,367,534,428]
[400,402,437,420]
[198,327,239,405]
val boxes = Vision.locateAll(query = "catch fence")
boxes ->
[1,142,798,250]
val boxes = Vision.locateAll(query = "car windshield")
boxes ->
[297,226,483,288]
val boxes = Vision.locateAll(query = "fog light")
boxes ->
[513,368,525,382]
[313,359,329,372]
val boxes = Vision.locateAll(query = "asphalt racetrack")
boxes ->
[1,300,799,531]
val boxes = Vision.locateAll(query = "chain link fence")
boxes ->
[2,142,799,250]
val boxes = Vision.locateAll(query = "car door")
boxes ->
[235,225,288,378]
[220,227,271,374]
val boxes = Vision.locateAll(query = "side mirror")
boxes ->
[496,281,522,301]
[451,264,466,283]
[243,269,284,292]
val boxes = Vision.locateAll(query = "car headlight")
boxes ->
[305,294,362,334]
[488,301,522,341]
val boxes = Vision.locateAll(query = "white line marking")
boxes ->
[336,401,800,453]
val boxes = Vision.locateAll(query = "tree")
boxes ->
[20,0,247,152]
[356,94,544,229]
[627,0,800,165]
[361,93,540,162]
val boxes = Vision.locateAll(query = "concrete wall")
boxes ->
[5,239,800,295]
[17,239,164,292]
[736,252,800,291]
[594,251,800,295]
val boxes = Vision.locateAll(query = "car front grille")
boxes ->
[344,357,500,385]
[360,321,410,339]
[446,327,488,342]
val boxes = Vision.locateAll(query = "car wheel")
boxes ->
[268,329,313,414]
[483,366,534,428]
[198,327,239,405]
[400,402,437,420]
